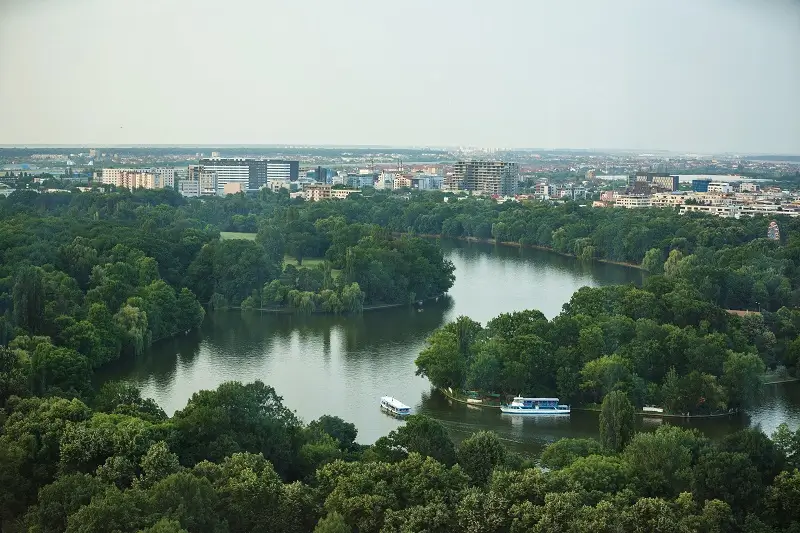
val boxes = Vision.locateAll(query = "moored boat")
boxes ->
[380,396,411,417]
[500,396,570,415]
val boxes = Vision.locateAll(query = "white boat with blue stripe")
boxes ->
[500,396,570,415]
[380,396,411,417]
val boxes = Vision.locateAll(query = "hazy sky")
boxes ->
[1,0,798,153]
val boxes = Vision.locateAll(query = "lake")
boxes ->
[100,239,800,455]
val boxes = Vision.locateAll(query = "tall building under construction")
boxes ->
[445,160,519,196]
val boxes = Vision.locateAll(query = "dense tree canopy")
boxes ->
[415,279,790,414]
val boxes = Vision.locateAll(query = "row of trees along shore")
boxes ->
[2,187,800,528]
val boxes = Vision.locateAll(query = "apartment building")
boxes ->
[614,195,651,208]
[100,168,158,189]
[650,192,688,208]
[393,176,412,189]
[149,167,175,188]
[445,161,519,196]
[303,184,359,201]
[178,165,218,197]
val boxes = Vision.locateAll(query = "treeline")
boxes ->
[171,189,800,312]
[7,186,798,312]
[416,277,800,414]
[2,378,800,532]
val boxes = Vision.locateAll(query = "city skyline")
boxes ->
[1,0,799,153]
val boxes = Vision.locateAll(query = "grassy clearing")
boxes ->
[282,255,342,278]
[220,231,257,241]
[282,255,326,268]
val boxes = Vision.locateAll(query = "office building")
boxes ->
[316,166,331,184]
[199,158,299,194]
[628,172,679,192]
[446,161,519,196]
[707,182,733,194]
[265,160,300,189]
[692,179,711,193]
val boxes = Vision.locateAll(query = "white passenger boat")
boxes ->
[500,396,570,415]
[380,396,411,417]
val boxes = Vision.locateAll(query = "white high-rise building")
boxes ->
[148,167,176,189]
[198,159,250,195]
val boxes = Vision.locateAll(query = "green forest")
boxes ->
[3,186,800,530]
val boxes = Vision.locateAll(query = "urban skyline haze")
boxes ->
[1,0,798,154]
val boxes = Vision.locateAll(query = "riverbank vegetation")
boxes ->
[416,277,800,414]
[2,378,800,532]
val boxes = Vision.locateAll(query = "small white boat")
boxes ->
[380,396,411,417]
[500,396,570,416]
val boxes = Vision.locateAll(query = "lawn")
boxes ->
[282,255,326,268]
[220,231,257,241]
[282,255,342,278]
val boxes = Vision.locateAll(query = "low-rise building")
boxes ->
[393,176,412,189]
[223,182,246,195]
[650,192,689,208]
[707,182,733,194]
[614,195,651,209]
[304,184,360,201]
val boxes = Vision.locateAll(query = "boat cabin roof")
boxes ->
[381,396,410,410]
[513,397,560,402]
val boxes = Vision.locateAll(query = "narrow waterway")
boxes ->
[99,239,800,455]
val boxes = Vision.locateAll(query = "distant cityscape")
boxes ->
[1,146,799,218]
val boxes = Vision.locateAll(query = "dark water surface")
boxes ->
[99,239,800,454]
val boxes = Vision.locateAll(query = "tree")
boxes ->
[171,381,301,476]
[30,341,92,398]
[114,304,149,357]
[371,415,456,466]
[691,451,762,513]
[24,474,106,533]
[599,390,635,452]
[314,512,351,533]
[623,426,695,497]
[721,351,764,410]
[136,441,181,489]
[175,288,205,332]
[13,265,45,333]
[308,415,358,451]
[540,438,604,470]
[93,381,166,422]
[457,431,507,486]
[642,248,664,273]
[0,345,30,406]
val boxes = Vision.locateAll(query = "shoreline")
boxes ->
[213,298,440,315]
[439,388,741,419]
[403,233,646,271]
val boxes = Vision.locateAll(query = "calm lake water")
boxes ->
[100,239,800,455]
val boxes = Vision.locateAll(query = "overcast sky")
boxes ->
[1,0,798,153]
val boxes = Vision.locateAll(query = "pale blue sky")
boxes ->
[1,0,798,153]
